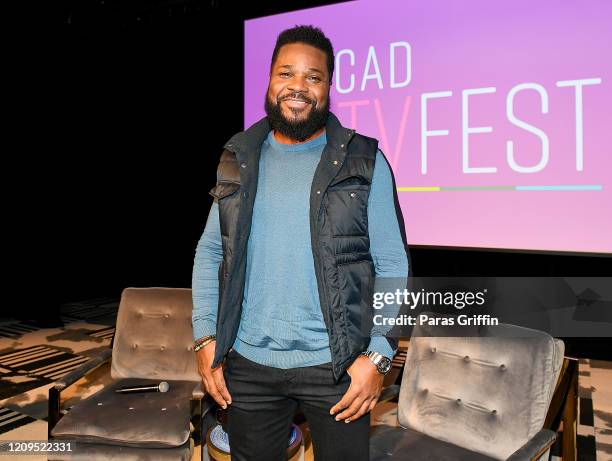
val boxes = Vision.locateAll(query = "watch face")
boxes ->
[378,357,392,374]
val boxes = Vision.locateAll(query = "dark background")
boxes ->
[52,0,610,358]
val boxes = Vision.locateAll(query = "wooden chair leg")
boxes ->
[561,361,578,461]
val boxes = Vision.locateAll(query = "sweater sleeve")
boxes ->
[191,201,223,341]
[366,149,410,359]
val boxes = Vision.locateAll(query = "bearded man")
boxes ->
[192,25,409,461]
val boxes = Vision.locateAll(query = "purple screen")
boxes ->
[244,0,611,254]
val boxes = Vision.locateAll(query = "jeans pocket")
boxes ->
[224,348,236,371]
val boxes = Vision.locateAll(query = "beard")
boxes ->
[264,90,330,143]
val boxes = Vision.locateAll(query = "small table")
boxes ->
[206,422,303,461]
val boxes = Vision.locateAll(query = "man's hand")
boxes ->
[329,354,384,422]
[196,340,232,409]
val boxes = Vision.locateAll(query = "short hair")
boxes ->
[270,25,335,81]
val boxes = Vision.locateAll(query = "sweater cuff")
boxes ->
[192,319,217,342]
[367,336,395,360]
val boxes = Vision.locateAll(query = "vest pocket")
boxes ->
[327,185,369,236]
[209,181,240,201]
[336,259,375,348]
[329,174,369,188]
[210,181,241,237]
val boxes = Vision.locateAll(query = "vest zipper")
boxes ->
[315,200,339,380]
[315,129,357,382]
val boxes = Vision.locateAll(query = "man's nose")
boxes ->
[287,75,308,92]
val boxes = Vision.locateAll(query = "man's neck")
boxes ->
[272,127,325,145]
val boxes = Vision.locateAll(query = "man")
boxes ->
[192,25,409,460]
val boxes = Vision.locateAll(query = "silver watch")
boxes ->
[361,350,392,375]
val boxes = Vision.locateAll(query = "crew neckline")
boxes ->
[266,129,327,152]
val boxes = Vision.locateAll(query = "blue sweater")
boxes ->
[192,129,409,368]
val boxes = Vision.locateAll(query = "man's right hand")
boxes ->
[196,340,232,409]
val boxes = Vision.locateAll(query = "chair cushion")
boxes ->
[370,425,497,461]
[51,378,197,448]
[47,439,192,461]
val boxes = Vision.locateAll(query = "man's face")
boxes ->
[265,42,331,142]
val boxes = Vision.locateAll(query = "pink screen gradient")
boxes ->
[244,0,612,254]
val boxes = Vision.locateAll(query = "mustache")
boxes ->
[279,93,315,105]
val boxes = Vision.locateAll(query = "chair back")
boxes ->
[111,287,200,381]
[398,321,564,460]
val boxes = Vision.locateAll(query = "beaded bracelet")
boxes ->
[194,334,216,352]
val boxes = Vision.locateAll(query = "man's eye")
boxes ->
[280,72,291,77]
[308,76,321,82]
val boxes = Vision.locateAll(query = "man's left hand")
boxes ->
[329,354,384,422]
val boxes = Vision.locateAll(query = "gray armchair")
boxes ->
[48,287,212,460]
[370,321,564,461]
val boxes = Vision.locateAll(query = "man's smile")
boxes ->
[281,97,313,110]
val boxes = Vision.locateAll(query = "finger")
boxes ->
[329,385,359,415]
[368,398,377,412]
[335,396,366,421]
[213,369,232,404]
[348,398,374,422]
[204,376,228,409]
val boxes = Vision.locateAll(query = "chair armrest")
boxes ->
[189,382,215,417]
[53,348,112,391]
[378,384,401,404]
[190,386,217,458]
[506,429,557,461]
[192,381,205,399]
[48,348,112,438]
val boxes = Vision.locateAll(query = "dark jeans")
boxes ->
[223,348,370,461]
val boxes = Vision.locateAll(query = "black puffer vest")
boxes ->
[209,112,392,381]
